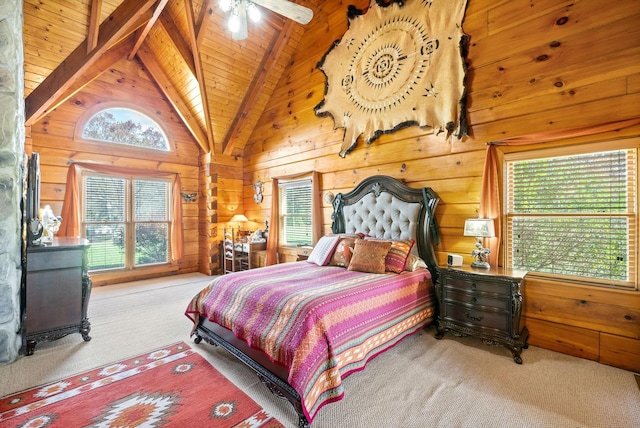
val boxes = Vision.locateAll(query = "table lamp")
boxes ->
[463,218,495,268]
[229,214,248,235]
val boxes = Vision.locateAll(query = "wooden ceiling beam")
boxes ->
[184,0,216,153]
[222,19,295,155]
[128,0,170,60]
[25,0,158,126]
[87,0,102,53]
[136,45,208,153]
[261,8,286,32]
[44,38,136,120]
[196,0,215,49]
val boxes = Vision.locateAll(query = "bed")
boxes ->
[185,175,440,427]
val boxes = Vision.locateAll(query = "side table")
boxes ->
[435,265,529,364]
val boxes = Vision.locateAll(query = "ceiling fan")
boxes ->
[219,0,314,40]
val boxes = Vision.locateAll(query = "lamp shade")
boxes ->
[229,214,248,223]
[463,218,495,238]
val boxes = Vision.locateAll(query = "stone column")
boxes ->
[0,0,24,364]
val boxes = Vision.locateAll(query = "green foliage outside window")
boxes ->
[280,180,312,245]
[507,149,635,286]
[84,175,170,271]
[82,108,169,151]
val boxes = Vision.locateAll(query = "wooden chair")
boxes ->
[223,228,249,273]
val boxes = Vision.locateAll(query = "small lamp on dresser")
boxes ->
[463,218,495,268]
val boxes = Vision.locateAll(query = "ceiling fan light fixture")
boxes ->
[228,11,241,33]
[219,0,233,13]
[247,2,261,23]
[221,0,313,39]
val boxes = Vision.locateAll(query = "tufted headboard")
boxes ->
[330,175,440,280]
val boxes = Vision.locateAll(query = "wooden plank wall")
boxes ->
[25,0,640,371]
[29,56,202,286]
[241,0,640,371]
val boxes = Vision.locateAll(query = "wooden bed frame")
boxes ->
[193,175,440,427]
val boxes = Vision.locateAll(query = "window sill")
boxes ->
[278,245,314,262]
[523,271,637,291]
[90,264,179,287]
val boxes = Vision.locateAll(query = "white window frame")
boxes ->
[81,172,173,272]
[503,138,638,290]
[278,177,313,246]
[74,103,172,153]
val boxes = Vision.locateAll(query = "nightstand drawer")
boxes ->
[443,303,508,331]
[445,289,508,310]
[444,276,509,295]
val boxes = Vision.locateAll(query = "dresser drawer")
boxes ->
[27,249,84,271]
[443,303,508,331]
[444,276,510,295]
[445,289,508,310]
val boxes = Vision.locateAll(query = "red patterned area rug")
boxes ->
[0,342,284,427]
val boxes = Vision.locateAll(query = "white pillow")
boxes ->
[307,235,341,266]
[405,254,428,271]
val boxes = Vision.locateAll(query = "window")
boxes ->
[279,178,313,245]
[83,173,172,271]
[81,107,170,151]
[505,143,637,288]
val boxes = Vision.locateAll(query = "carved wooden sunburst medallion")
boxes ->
[315,0,469,157]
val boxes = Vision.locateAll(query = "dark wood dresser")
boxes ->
[23,238,92,355]
[435,265,529,364]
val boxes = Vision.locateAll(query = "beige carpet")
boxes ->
[2,273,639,427]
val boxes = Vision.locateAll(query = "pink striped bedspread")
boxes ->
[185,261,435,423]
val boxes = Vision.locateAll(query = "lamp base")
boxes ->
[470,260,491,269]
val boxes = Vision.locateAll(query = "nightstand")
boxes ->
[435,265,529,364]
[296,245,314,261]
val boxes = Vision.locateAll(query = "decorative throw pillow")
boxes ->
[348,239,392,274]
[307,235,341,266]
[365,238,415,273]
[329,237,358,267]
[405,254,428,271]
[336,233,363,240]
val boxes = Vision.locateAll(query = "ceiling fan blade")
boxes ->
[252,0,313,25]
[232,1,249,41]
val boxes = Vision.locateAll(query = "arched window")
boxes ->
[81,107,170,151]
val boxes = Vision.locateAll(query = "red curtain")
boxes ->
[58,163,184,261]
[266,171,322,265]
[480,118,640,267]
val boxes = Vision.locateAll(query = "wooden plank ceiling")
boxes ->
[23,0,316,157]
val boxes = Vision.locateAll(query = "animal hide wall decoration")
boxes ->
[315,0,469,157]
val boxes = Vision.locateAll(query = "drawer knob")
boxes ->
[471,283,477,290]
[471,297,477,304]
[464,311,484,322]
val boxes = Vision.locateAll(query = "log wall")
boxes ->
[242,0,640,372]
[26,0,640,371]
[29,56,202,286]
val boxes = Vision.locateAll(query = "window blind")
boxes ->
[84,175,127,270]
[134,180,169,221]
[133,179,170,265]
[279,179,313,245]
[506,149,636,287]
[83,174,171,271]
